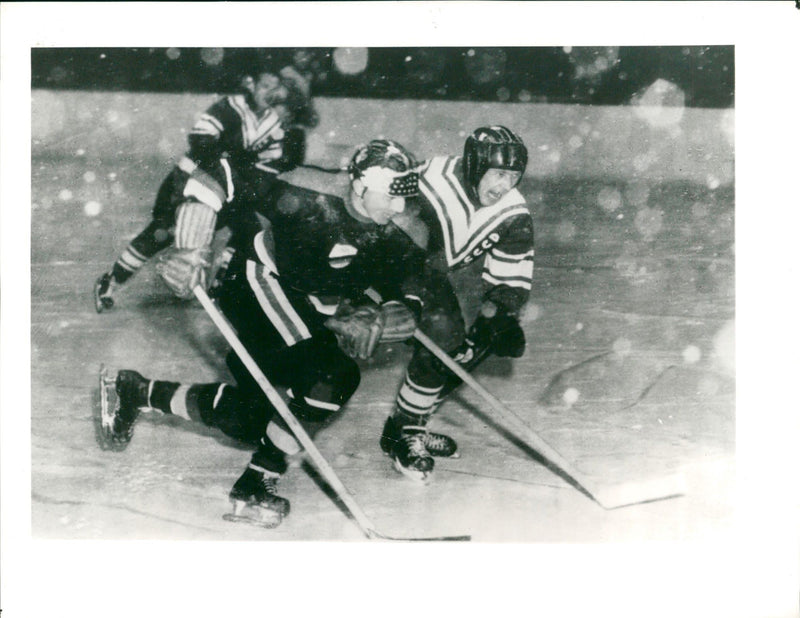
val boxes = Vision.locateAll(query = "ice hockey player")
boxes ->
[93,68,292,313]
[379,125,533,482]
[100,139,454,528]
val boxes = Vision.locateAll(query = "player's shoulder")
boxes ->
[273,181,343,222]
[202,95,241,121]
[420,155,459,178]
[502,187,528,208]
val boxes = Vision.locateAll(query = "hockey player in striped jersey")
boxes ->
[100,140,453,527]
[93,68,292,313]
[380,125,533,481]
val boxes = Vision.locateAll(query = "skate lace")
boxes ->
[419,430,440,447]
[260,476,280,496]
[401,431,430,458]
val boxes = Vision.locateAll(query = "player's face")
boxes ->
[476,168,522,207]
[361,189,406,225]
[251,73,287,113]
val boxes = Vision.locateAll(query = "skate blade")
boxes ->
[98,366,131,452]
[223,500,283,529]
[383,447,459,460]
[392,458,432,484]
[430,449,460,459]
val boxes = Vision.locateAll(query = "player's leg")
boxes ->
[223,334,360,527]
[94,168,185,312]
[381,272,465,481]
[213,250,361,525]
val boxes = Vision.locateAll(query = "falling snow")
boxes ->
[84,201,102,217]
[634,79,686,128]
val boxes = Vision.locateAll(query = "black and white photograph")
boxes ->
[2,3,798,618]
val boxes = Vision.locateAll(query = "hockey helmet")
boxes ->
[348,139,420,197]
[463,126,528,202]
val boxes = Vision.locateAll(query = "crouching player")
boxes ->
[93,68,291,312]
[380,126,534,482]
[100,140,447,528]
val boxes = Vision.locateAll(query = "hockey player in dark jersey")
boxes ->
[93,68,292,313]
[100,139,454,527]
[380,125,534,481]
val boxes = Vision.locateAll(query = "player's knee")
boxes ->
[331,354,361,400]
[290,353,360,424]
[191,383,268,445]
[131,220,173,255]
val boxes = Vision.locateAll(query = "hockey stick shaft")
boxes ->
[413,330,683,509]
[193,286,380,538]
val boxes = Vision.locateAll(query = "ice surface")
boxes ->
[30,102,735,543]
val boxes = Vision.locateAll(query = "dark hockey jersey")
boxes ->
[416,155,534,315]
[188,94,285,175]
[239,180,428,306]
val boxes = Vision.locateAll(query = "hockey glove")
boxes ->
[468,304,526,359]
[324,300,386,359]
[379,300,417,343]
[155,246,211,299]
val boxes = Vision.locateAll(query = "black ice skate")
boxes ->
[380,421,438,483]
[99,366,150,451]
[94,272,116,313]
[380,415,459,460]
[224,465,290,529]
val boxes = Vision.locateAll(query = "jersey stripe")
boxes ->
[483,249,534,290]
[420,156,528,267]
[191,114,224,137]
[248,233,312,345]
[228,95,284,154]
[482,271,533,290]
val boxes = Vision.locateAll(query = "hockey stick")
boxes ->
[193,285,469,541]
[413,330,685,510]
[297,162,346,174]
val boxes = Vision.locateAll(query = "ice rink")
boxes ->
[30,99,736,543]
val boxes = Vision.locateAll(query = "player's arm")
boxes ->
[466,214,534,359]
[250,107,286,173]
[187,99,239,170]
[481,213,534,316]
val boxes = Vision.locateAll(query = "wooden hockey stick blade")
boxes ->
[588,473,687,510]
[413,330,685,510]
[368,530,471,542]
[194,286,471,540]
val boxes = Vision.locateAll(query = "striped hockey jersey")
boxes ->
[188,94,285,175]
[417,155,534,315]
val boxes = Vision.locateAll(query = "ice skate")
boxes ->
[223,465,290,529]
[94,272,116,313]
[380,421,436,483]
[380,415,458,459]
[99,367,150,451]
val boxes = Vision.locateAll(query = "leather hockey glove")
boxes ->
[468,302,526,359]
[324,300,386,359]
[155,246,211,300]
[379,300,417,343]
